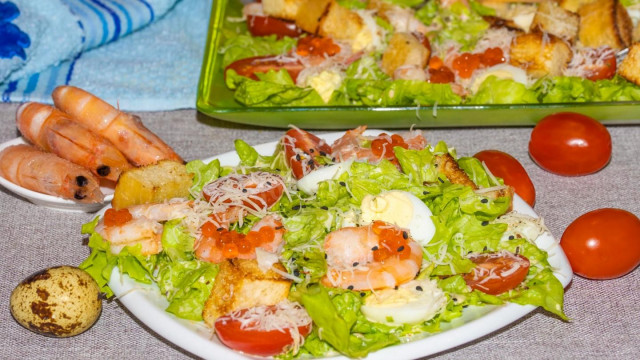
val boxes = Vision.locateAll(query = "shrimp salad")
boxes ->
[219,0,640,108]
[80,126,566,358]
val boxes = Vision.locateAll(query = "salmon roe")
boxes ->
[428,56,455,84]
[296,36,341,57]
[371,134,409,158]
[200,220,276,259]
[104,208,133,227]
[452,47,505,79]
[371,221,411,262]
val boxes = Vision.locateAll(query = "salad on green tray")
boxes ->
[214,0,640,108]
[80,127,570,359]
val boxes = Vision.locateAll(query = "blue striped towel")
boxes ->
[0,0,211,111]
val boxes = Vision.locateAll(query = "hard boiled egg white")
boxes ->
[360,190,435,245]
[297,160,353,195]
[470,64,530,94]
[361,279,446,326]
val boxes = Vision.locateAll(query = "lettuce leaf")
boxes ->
[469,76,538,104]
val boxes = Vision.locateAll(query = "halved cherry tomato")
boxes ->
[202,172,284,211]
[225,56,304,82]
[561,208,640,280]
[474,150,536,207]
[529,112,612,176]
[247,15,303,39]
[463,252,530,295]
[214,306,312,357]
[582,47,617,81]
[283,128,332,179]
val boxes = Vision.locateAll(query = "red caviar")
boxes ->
[200,222,277,259]
[104,208,133,227]
[428,56,455,83]
[296,36,341,57]
[371,221,411,262]
[452,47,505,79]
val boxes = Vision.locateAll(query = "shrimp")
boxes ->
[331,126,427,164]
[0,144,104,203]
[51,85,183,166]
[195,214,286,264]
[321,222,423,291]
[16,102,132,183]
[95,200,192,255]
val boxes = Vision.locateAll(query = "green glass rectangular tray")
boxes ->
[196,0,640,129]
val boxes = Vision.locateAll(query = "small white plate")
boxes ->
[105,130,573,359]
[0,138,114,213]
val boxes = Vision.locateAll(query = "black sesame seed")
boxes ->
[360,292,366,297]
[321,206,328,210]
[292,205,301,210]
[309,148,314,153]
[324,253,327,259]
[217,227,223,231]
[416,286,423,291]
[453,297,458,302]
[402,231,408,239]
[394,286,399,290]
[397,245,405,252]
[481,198,488,203]
[353,262,359,267]
[275,226,284,230]
[319,151,327,156]
[371,246,379,251]
[293,269,300,277]
[332,157,336,162]
[347,285,354,290]
[339,181,346,186]
[303,257,309,261]
[242,188,247,193]
[483,246,488,252]
[438,177,445,183]
[515,246,520,255]
[509,235,515,240]
[481,221,489,226]
[434,163,439,167]
[296,154,301,161]
[96,165,110,176]
[301,205,307,208]
[74,191,86,200]
[423,191,430,195]
[75,175,88,187]
[266,181,272,186]
[463,305,469,308]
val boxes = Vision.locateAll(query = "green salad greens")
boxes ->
[217,0,640,108]
[80,127,567,359]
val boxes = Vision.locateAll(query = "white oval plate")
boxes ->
[106,130,573,359]
[0,138,114,212]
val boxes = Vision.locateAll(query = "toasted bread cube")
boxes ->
[618,43,640,86]
[578,0,632,50]
[558,0,596,13]
[261,0,303,21]
[479,1,538,32]
[531,0,579,41]
[111,160,192,210]
[295,0,332,34]
[509,32,572,78]
[319,1,369,50]
[381,32,430,77]
[434,154,478,190]
[635,22,640,43]
[202,259,291,327]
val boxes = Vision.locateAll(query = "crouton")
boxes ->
[618,43,640,86]
[635,22,640,43]
[261,0,303,21]
[509,32,573,78]
[558,0,596,13]
[531,0,579,42]
[381,32,430,77]
[202,259,292,327]
[295,0,332,34]
[480,2,538,32]
[319,1,370,51]
[578,0,632,50]
[433,154,478,190]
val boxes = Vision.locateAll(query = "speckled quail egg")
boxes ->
[10,266,102,337]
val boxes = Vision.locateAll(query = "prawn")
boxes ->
[322,221,423,291]
[0,144,104,203]
[195,214,286,264]
[95,200,192,255]
[16,102,132,183]
[51,85,183,166]
[331,125,427,164]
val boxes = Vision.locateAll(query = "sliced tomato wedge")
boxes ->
[225,55,304,82]
[202,172,284,211]
[463,251,530,295]
[283,128,332,179]
[247,15,303,39]
[214,305,312,357]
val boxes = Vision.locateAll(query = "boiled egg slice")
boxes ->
[360,190,435,246]
[470,64,530,94]
[297,160,353,195]
[361,279,446,326]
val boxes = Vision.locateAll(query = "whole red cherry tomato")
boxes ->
[463,252,530,295]
[474,150,536,207]
[529,112,611,176]
[561,208,640,280]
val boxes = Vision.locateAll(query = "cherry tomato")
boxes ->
[283,128,332,179]
[474,150,536,207]
[202,172,284,211]
[529,112,611,176]
[214,306,312,357]
[463,252,530,295]
[225,56,304,82]
[582,47,616,81]
[561,208,640,280]
[247,15,303,39]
